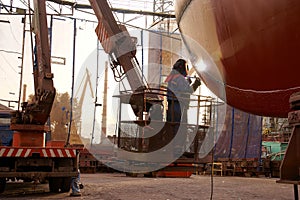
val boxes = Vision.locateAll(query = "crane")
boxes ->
[0,0,79,193]
[89,0,156,119]
[74,68,94,136]
[11,0,55,126]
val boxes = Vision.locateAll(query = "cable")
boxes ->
[0,49,21,55]
[19,0,29,8]
[0,52,18,74]
[8,19,21,45]
[0,52,20,94]
[109,55,126,82]
[0,61,5,73]
[46,2,60,14]
[18,0,33,12]
[0,0,10,12]
[74,7,179,36]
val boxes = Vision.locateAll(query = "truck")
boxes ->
[0,0,79,193]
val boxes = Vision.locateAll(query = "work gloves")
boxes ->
[192,77,201,91]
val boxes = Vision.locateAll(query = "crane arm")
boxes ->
[89,0,158,118]
[12,0,56,125]
[89,0,146,92]
[77,68,94,110]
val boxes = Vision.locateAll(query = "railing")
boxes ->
[114,86,221,155]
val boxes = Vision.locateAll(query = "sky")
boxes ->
[0,0,219,143]
[0,0,163,103]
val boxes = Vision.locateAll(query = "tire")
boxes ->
[60,177,71,193]
[48,178,61,193]
[0,178,6,193]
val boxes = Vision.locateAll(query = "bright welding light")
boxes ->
[194,58,207,72]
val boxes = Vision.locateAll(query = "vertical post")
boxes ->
[91,40,101,145]
[101,62,108,138]
[294,185,299,200]
[152,0,156,23]
[47,15,54,133]
[66,18,76,147]
[18,15,26,110]
[27,0,35,90]
[22,84,27,102]
[141,30,144,75]
[229,107,235,159]
[10,0,13,12]
[158,31,163,85]
[49,15,53,53]
[194,95,201,162]
[244,114,250,158]
[117,98,122,148]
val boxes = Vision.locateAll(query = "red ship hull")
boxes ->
[175,0,300,117]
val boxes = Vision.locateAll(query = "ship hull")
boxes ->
[175,0,300,117]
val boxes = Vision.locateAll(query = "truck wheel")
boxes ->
[0,178,6,193]
[48,178,61,193]
[60,177,71,192]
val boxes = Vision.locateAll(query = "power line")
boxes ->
[0,0,10,13]
[8,20,21,45]
[0,52,19,74]
[46,2,60,14]
[46,0,175,18]
[0,49,21,54]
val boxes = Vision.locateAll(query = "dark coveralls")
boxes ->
[165,70,195,154]
[166,71,194,125]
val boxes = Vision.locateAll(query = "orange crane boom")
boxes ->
[89,0,145,91]
[89,0,158,118]
[12,0,56,126]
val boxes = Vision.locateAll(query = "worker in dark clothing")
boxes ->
[165,59,201,124]
[165,59,201,155]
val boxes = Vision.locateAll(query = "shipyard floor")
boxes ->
[0,173,295,199]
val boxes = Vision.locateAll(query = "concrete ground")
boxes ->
[0,173,295,199]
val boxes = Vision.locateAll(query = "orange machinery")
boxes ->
[0,0,79,193]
